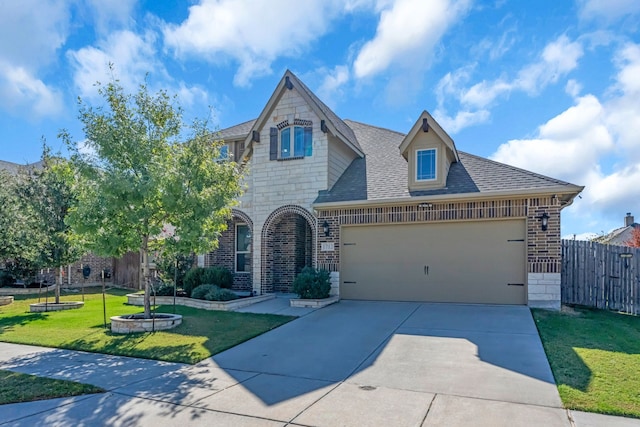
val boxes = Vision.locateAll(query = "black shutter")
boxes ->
[269,127,278,160]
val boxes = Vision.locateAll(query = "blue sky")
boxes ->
[1,0,639,239]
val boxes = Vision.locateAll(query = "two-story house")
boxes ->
[202,70,583,310]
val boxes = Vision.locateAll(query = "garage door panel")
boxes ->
[340,220,526,304]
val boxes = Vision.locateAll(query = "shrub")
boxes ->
[191,284,217,300]
[205,287,239,302]
[292,267,331,299]
[154,253,194,288]
[183,267,206,297]
[0,270,15,287]
[154,283,175,296]
[202,266,234,289]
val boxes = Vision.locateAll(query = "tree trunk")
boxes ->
[142,236,151,318]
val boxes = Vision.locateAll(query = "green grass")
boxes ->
[532,306,640,418]
[0,370,104,404]
[0,287,294,364]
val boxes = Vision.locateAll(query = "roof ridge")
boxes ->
[286,71,361,152]
[458,151,575,187]
[218,118,257,132]
[343,119,406,137]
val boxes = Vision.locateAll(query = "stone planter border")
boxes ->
[290,295,340,308]
[0,296,14,306]
[126,293,275,312]
[29,301,84,312]
[0,285,56,296]
[111,313,183,334]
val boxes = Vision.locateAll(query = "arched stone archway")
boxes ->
[261,205,317,293]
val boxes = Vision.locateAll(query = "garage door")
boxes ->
[340,220,526,304]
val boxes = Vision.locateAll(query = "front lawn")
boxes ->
[0,370,104,405]
[532,306,640,418]
[0,287,294,364]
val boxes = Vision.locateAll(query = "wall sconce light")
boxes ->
[539,212,549,231]
[620,252,633,268]
[322,220,330,237]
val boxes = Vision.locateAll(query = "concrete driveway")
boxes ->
[3,300,635,426]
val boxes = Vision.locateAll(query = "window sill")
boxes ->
[235,271,251,274]
[277,156,306,162]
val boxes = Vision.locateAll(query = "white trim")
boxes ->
[416,148,437,182]
[235,223,250,274]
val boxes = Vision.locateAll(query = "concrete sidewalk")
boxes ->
[1,301,639,426]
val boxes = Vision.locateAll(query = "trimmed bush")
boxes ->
[293,267,331,299]
[205,287,238,302]
[154,283,175,296]
[202,267,234,289]
[183,267,205,297]
[191,284,216,300]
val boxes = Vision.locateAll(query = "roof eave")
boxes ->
[314,185,585,210]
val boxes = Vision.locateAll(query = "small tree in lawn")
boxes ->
[626,227,640,248]
[16,145,82,302]
[62,77,243,318]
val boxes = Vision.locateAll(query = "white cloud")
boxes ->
[163,0,348,87]
[491,43,640,225]
[577,0,640,22]
[67,30,161,99]
[0,62,63,117]
[435,35,584,132]
[515,35,583,94]
[0,0,70,117]
[565,79,582,97]
[317,65,350,108]
[433,108,490,134]
[353,0,471,79]
[83,0,137,35]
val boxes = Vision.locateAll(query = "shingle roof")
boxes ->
[0,160,43,175]
[217,119,256,141]
[593,224,639,246]
[288,72,362,154]
[314,120,580,204]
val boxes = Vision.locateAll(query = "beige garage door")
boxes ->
[340,219,526,304]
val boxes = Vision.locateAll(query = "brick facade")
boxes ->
[204,210,253,291]
[315,196,562,307]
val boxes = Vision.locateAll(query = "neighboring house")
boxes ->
[594,213,639,246]
[202,70,584,310]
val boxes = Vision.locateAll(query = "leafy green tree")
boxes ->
[61,78,242,318]
[17,145,82,302]
[0,169,40,281]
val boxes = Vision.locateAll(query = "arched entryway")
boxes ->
[261,205,316,293]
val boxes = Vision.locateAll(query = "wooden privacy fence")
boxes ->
[562,239,640,315]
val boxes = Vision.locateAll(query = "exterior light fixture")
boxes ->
[620,252,633,268]
[322,220,330,237]
[539,212,549,231]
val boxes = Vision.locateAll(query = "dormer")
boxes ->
[399,111,459,191]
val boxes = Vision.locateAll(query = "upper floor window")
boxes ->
[416,148,437,181]
[270,119,313,160]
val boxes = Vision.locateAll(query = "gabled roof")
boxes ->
[593,224,639,246]
[0,159,43,175]
[239,70,363,160]
[314,120,583,205]
[217,119,256,141]
[398,111,459,162]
